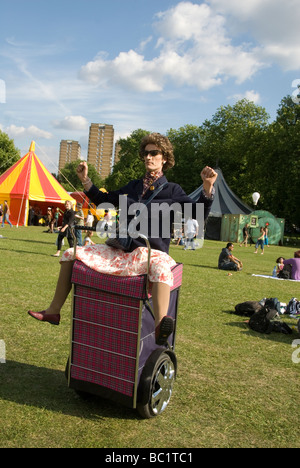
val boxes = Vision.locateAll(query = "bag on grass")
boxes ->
[249,307,292,334]
[263,297,281,314]
[234,301,263,317]
[271,321,293,335]
[286,298,300,315]
[277,264,292,280]
[249,307,278,334]
[278,268,291,279]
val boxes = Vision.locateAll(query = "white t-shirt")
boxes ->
[186,218,198,235]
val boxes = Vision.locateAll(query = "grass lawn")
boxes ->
[0,226,299,448]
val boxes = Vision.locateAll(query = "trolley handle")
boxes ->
[137,233,151,280]
[74,225,97,231]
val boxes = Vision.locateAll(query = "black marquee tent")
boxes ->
[189,168,252,240]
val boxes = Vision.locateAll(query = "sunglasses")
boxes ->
[142,150,162,157]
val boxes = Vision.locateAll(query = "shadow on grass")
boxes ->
[1,236,55,246]
[186,264,219,270]
[0,236,58,256]
[0,360,138,421]
[0,247,55,257]
[223,310,297,344]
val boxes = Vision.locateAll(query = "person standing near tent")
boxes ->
[86,209,94,228]
[1,201,13,228]
[240,223,249,247]
[53,201,75,257]
[254,227,265,254]
[74,202,84,246]
[54,207,63,229]
[264,223,270,247]
[46,207,53,232]
[28,206,35,226]
[184,217,199,250]
[100,209,112,237]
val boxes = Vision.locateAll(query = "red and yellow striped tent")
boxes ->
[0,141,75,226]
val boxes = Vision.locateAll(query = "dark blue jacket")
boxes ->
[85,175,213,254]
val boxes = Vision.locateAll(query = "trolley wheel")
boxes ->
[137,348,177,419]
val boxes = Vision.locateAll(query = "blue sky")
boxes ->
[0,0,300,173]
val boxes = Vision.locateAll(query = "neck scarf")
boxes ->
[142,171,163,198]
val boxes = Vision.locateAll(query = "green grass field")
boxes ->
[0,226,299,448]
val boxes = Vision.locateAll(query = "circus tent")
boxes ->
[189,168,252,240]
[0,141,75,226]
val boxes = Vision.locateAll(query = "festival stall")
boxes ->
[0,141,75,226]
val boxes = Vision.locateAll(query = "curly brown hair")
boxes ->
[139,133,175,171]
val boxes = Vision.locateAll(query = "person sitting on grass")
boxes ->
[218,243,243,271]
[283,250,300,281]
[276,257,285,275]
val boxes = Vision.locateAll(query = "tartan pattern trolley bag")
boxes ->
[67,259,183,418]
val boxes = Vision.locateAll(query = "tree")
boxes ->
[201,99,270,203]
[105,129,149,190]
[99,96,298,227]
[59,160,104,192]
[167,125,206,194]
[262,96,300,225]
[0,131,20,175]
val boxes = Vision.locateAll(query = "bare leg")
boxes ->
[151,282,170,327]
[45,260,74,315]
[151,282,174,345]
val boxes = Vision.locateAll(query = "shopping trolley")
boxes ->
[66,229,183,418]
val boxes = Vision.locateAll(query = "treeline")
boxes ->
[0,96,299,227]
[105,97,300,227]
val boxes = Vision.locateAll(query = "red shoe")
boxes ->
[155,316,174,345]
[28,310,60,325]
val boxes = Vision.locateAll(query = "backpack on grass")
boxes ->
[234,301,263,317]
[277,264,292,280]
[286,298,300,315]
[249,307,292,335]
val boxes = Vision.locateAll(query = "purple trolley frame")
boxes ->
[67,260,183,410]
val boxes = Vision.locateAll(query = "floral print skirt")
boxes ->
[61,244,176,287]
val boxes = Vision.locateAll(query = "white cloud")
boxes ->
[79,50,164,92]
[207,0,300,70]
[78,0,300,95]
[79,2,263,93]
[229,90,261,104]
[0,79,6,103]
[52,115,89,131]
[138,36,153,53]
[4,124,53,140]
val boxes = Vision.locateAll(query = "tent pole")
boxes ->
[16,155,31,228]
[24,200,29,227]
